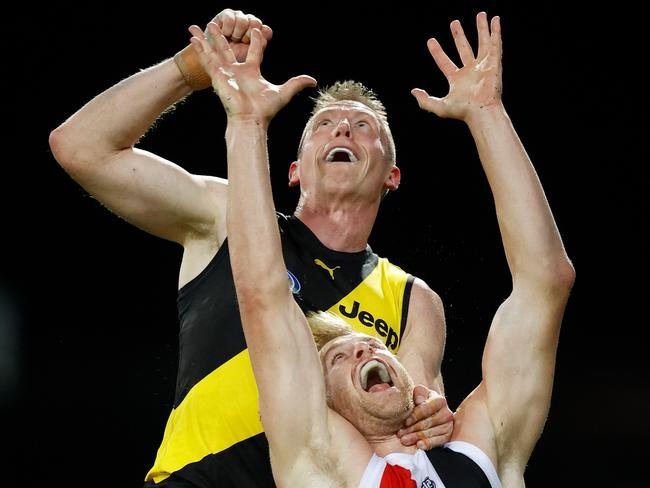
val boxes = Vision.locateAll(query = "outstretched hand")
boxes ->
[397,385,454,450]
[412,12,502,121]
[188,22,316,125]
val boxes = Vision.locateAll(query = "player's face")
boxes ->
[320,333,414,436]
[290,102,399,202]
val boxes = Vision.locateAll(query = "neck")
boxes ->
[293,196,380,252]
[366,433,418,458]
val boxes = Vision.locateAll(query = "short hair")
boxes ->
[297,80,396,166]
[311,80,388,122]
[306,311,354,351]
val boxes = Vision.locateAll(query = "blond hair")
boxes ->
[306,311,354,351]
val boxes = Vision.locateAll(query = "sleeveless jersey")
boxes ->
[144,214,414,487]
[360,442,502,488]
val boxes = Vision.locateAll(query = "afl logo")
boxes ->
[287,270,301,294]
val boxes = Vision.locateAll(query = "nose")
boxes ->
[354,342,373,359]
[331,118,351,138]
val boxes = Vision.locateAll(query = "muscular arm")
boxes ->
[227,118,331,470]
[468,102,575,475]
[396,279,454,449]
[413,13,575,481]
[190,23,323,474]
[49,57,225,246]
[48,10,272,248]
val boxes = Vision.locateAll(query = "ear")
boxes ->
[288,161,300,187]
[383,165,401,191]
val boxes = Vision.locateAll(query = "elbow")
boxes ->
[517,256,576,297]
[49,122,111,178]
[542,257,576,298]
[551,256,576,292]
[49,124,82,173]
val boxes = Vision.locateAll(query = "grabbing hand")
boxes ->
[189,22,316,125]
[210,9,273,62]
[412,12,502,121]
[397,385,454,450]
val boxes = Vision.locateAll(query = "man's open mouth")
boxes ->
[359,359,393,392]
[325,147,359,163]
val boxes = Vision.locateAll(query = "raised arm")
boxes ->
[188,21,323,476]
[48,9,271,247]
[413,12,575,484]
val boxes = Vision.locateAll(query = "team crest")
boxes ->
[287,270,301,294]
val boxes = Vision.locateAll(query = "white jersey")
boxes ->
[358,441,502,488]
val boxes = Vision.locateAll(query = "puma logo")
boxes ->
[314,259,340,280]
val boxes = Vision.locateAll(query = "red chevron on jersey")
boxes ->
[360,450,444,488]
[380,463,417,487]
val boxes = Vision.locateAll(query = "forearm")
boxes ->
[466,104,571,282]
[226,118,288,301]
[52,59,191,162]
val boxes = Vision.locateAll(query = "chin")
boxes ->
[359,388,414,434]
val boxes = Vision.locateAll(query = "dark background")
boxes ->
[4,1,647,486]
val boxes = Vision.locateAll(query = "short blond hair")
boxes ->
[297,80,396,166]
[306,311,354,351]
[310,80,388,122]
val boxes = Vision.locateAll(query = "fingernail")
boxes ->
[415,396,426,404]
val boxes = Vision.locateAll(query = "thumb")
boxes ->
[281,75,318,102]
[413,384,431,405]
[411,88,444,116]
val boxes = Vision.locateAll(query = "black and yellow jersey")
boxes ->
[144,214,414,487]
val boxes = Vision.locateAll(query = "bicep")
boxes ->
[67,147,227,244]
[481,285,568,463]
[397,278,446,391]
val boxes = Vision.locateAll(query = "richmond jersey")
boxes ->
[144,214,414,487]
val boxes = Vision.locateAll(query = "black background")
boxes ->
[5,1,647,486]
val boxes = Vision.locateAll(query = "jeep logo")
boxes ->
[338,301,399,350]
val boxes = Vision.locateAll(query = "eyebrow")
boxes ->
[323,336,385,364]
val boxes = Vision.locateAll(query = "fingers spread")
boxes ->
[188,24,206,52]
[450,19,475,66]
[206,22,237,64]
[411,88,445,117]
[476,11,490,60]
[490,16,502,59]
[281,75,318,103]
[427,38,457,78]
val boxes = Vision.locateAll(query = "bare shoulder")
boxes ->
[410,277,444,311]
[398,277,447,387]
[405,277,445,335]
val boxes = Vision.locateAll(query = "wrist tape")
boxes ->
[173,44,211,91]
